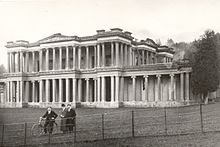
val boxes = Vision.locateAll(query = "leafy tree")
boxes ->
[191,30,220,104]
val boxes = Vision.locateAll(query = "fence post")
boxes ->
[200,104,204,133]
[48,131,51,144]
[131,110,134,137]
[74,117,76,143]
[24,122,27,146]
[164,107,168,135]
[1,124,4,147]
[102,114,104,140]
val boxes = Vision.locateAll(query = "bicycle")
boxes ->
[31,117,58,136]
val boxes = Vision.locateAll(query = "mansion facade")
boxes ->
[0,28,194,108]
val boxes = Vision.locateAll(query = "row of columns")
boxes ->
[130,72,190,101]
[8,42,162,73]
[5,72,190,104]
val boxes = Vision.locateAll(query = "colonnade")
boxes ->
[7,42,140,73]
[5,72,190,106]
[7,41,170,74]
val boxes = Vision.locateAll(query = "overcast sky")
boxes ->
[0,0,220,68]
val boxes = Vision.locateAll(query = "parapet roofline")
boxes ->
[6,28,134,48]
[5,28,171,54]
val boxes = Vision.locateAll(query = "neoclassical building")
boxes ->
[0,28,193,108]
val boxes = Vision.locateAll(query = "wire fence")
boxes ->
[1,104,220,146]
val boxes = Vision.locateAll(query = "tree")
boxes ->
[0,64,6,75]
[191,30,220,104]
[156,39,162,46]
[166,38,175,47]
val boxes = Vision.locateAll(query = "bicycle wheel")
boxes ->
[31,124,43,136]
[53,122,58,134]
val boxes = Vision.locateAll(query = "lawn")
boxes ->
[1,103,220,146]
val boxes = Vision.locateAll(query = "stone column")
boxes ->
[111,76,115,102]
[26,81,30,102]
[116,42,119,66]
[78,46,81,69]
[120,77,124,102]
[111,42,114,66]
[10,81,13,102]
[59,47,62,70]
[53,48,56,70]
[66,78,70,102]
[46,49,49,71]
[72,46,76,69]
[173,76,176,100]
[9,53,12,73]
[59,79,63,103]
[144,75,149,101]
[6,81,9,102]
[32,52,35,72]
[148,52,151,64]
[86,46,89,69]
[146,51,149,64]
[39,80,43,103]
[170,74,175,101]
[180,73,184,101]
[115,76,120,102]
[13,53,16,72]
[72,78,76,103]
[16,81,20,102]
[102,43,105,67]
[66,46,69,69]
[25,52,29,72]
[129,46,132,66]
[20,52,24,72]
[132,49,136,66]
[11,53,14,72]
[32,81,35,102]
[93,78,97,102]
[156,75,161,101]
[39,50,42,71]
[142,50,145,65]
[78,79,82,102]
[97,77,101,102]
[124,44,128,66]
[52,79,56,102]
[132,76,136,101]
[120,43,124,66]
[101,76,105,102]
[185,72,190,101]
[7,53,10,73]
[17,52,20,72]
[45,79,50,102]
[86,78,89,102]
[94,46,97,68]
[97,44,101,67]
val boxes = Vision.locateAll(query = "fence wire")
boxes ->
[1,104,220,146]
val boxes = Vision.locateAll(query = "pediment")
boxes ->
[37,33,79,44]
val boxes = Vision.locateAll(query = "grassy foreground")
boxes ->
[1,103,220,146]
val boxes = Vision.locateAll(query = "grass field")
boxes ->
[1,103,220,146]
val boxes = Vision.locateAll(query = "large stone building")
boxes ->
[0,28,194,108]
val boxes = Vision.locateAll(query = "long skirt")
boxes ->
[60,118,67,132]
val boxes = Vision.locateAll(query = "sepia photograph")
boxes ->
[0,0,220,146]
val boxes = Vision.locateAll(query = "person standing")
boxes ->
[65,104,76,133]
[59,104,67,133]
[42,106,58,134]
